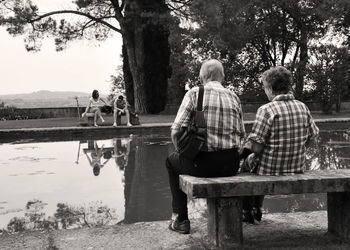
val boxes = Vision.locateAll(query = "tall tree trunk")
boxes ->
[295,27,308,100]
[122,44,134,108]
[121,0,170,114]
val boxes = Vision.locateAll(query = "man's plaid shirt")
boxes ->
[172,81,245,151]
[247,94,319,175]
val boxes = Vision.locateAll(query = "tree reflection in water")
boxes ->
[3,199,118,233]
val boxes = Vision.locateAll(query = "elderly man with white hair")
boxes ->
[166,59,245,234]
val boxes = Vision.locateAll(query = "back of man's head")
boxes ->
[199,59,225,84]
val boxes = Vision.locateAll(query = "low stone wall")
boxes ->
[13,107,86,118]
[9,101,350,118]
[164,101,350,114]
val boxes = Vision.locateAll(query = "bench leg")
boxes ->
[327,192,350,240]
[87,116,94,126]
[207,197,243,248]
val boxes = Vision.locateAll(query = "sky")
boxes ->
[0,0,123,95]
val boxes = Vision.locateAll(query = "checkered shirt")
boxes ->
[171,81,245,151]
[247,94,319,175]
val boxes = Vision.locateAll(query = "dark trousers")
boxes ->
[242,196,264,211]
[166,148,240,220]
[241,154,264,213]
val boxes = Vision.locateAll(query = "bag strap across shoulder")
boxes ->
[197,85,204,111]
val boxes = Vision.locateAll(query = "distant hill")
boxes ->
[0,90,109,108]
[0,90,90,100]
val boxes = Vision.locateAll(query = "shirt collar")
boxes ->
[205,81,224,88]
[272,93,295,102]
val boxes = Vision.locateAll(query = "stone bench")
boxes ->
[180,169,350,248]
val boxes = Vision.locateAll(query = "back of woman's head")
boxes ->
[92,90,99,100]
[261,66,292,94]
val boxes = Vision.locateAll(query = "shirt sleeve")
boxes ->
[247,106,272,145]
[171,88,195,131]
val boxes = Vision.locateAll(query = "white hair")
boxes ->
[199,59,225,84]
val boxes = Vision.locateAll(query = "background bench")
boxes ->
[180,169,350,248]
[85,112,122,126]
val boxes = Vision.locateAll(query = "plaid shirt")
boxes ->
[172,81,245,151]
[247,94,319,175]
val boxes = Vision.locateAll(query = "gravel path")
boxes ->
[1,211,350,250]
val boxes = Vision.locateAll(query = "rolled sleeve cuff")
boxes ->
[171,122,189,131]
[247,133,265,145]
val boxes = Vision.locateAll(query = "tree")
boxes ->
[185,0,349,100]
[308,45,350,113]
[0,0,171,114]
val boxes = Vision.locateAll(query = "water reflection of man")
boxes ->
[113,136,132,170]
[84,141,111,176]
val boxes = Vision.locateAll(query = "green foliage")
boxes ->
[308,45,350,113]
[108,67,125,101]
[167,16,192,104]
[0,106,52,120]
[54,203,81,229]
[173,0,350,103]
[6,217,26,233]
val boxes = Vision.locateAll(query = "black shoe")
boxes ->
[253,207,262,222]
[169,218,190,234]
[243,209,260,225]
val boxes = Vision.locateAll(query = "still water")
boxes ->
[0,131,349,231]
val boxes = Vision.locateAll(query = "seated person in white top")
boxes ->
[82,89,107,127]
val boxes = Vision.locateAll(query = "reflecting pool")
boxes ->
[0,130,349,232]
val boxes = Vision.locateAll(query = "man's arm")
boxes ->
[170,89,195,151]
[171,128,185,151]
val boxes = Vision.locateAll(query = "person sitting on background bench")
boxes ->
[113,95,132,127]
[239,66,319,224]
[81,89,108,127]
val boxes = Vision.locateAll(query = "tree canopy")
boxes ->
[1,0,350,113]
[0,0,171,114]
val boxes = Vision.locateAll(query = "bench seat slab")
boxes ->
[328,191,350,240]
[180,169,350,198]
[207,197,243,248]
